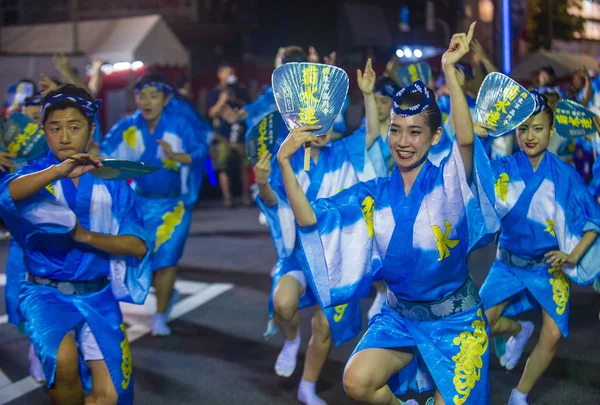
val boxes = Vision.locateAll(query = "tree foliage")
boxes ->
[527,0,586,51]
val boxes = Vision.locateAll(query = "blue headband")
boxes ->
[134,81,174,96]
[23,92,44,107]
[374,77,401,99]
[41,93,102,120]
[530,89,548,116]
[392,80,432,117]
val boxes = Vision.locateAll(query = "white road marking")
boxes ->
[0,279,233,404]
[0,369,12,390]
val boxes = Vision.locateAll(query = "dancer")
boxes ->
[1,90,49,382]
[0,84,151,405]
[97,74,209,336]
[479,90,600,405]
[254,59,388,405]
[280,23,499,405]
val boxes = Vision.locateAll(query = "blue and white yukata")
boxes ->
[480,151,600,337]
[297,139,499,403]
[3,150,48,327]
[100,109,209,272]
[258,136,377,345]
[0,153,152,404]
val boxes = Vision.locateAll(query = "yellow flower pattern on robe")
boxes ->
[333,303,348,322]
[123,126,138,149]
[432,220,459,261]
[548,264,570,315]
[494,173,510,203]
[162,158,180,172]
[451,309,489,405]
[120,323,133,389]
[154,201,185,253]
[543,220,556,237]
[361,196,375,239]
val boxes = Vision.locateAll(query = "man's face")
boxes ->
[43,107,94,161]
[22,105,41,125]
[135,86,168,123]
[218,66,234,84]
[539,71,552,86]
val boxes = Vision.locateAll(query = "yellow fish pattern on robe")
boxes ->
[451,309,489,405]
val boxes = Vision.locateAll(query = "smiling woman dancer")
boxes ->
[479,90,600,405]
[278,23,499,405]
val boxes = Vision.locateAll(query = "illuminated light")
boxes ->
[414,49,423,58]
[405,48,413,58]
[396,49,405,58]
[479,0,494,23]
[113,62,132,71]
[502,0,512,74]
[100,64,114,75]
[132,61,144,70]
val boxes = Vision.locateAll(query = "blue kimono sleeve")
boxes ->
[559,168,600,285]
[109,182,152,304]
[180,116,210,206]
[255,160,297,258]
[0,173,77,249]
[589,157,600,197]
[298,180,380,308]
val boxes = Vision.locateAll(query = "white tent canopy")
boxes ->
[511,49,598,81]
[0,14,189,66]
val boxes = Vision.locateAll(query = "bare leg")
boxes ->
[153,266,177,314]
[343,348,414,405]
[49,333,84,405]
[272,275,304,377]
[273,275,304,340]
[302,308,332,382]
[433,390,445,405]
[218,171,232,207]
[85,360,118,405]
[516,309,561,394]
[485,300,522,337]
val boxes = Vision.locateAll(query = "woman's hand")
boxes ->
[357,59,376,96]
[0,152,16,172]
[544,250,579,267]
[277,126,321,163]
[254,151,272,186]
[442,22,476,69]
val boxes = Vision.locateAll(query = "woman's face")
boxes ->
[516,112,553,160]
[387,112,441,171]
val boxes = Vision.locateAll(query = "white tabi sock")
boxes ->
[297,378,327,405]
[152,313,171,336]
[274,329,301,377]
[508,388,529,405]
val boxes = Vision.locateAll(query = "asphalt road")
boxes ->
[1,205,599,405]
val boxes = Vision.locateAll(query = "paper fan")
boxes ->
[246,111,284,166]
[554,99,599,138]
[89,159,160,181]
[1,113,48,160]
[396,62,432,88]
[272,63,349,136]
[475,73,535,137]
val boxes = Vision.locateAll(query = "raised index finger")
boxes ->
[466,22,476,43]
